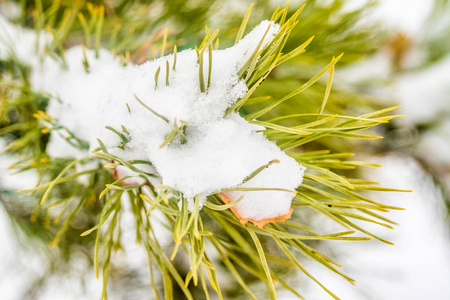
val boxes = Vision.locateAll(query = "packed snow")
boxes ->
[0,18,305,221]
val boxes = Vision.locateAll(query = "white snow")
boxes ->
[417,119,450,166]
[297,155,450,300]
[0,15,50,65]
[0,136,168,299]
[395,55,450,125]
[1,18,305,221]
[345,0,433,36]
[0,139,38,190]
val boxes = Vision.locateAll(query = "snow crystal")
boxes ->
[3,18,306,220]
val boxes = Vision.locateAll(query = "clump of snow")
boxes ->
[3,18,305,221]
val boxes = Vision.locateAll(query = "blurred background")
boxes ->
[1,0,450,299]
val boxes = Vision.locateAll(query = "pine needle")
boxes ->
[235,4,253,44]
